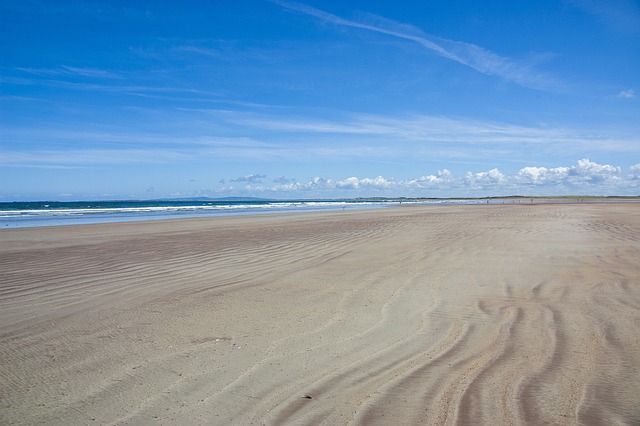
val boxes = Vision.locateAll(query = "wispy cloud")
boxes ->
[217,109,639,153]
[16,65,121,79]
[173,45,221,58]
[567,0,640,35]
[7,70,217,105]
[0,148,187,167]
[0,125,286,167]
[1,126,273,150]
[273,0,561,91]
[7,72,227,101]
[4,107,638,172]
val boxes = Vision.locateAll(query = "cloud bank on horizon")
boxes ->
[211,158,640,198]
[1,1,638,200]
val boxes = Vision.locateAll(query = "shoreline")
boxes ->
[2,196,639,230]
[1,204,639,424]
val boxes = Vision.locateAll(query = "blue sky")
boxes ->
[1,0,639,200]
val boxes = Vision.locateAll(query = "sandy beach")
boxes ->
[1,203,639,425]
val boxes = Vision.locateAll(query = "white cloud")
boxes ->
[464,168,506,187]
[336,176,396,190]
[629,164,640,184]
[516,166,570,184]
[516,159,621,187]
[571,158,620,180]
[273,0,560,90]
[404,169,455,188]
[617,89,635,99]
[216,159,637,197]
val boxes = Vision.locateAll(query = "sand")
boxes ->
[1,203,639,425]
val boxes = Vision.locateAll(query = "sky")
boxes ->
[1,0,639,200]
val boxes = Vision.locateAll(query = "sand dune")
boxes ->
[1,204,639,425]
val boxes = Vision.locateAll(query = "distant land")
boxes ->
[1,195,638,204]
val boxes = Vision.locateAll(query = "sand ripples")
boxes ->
[1,206,639,425]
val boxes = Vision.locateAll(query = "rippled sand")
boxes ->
[1,203,639,425]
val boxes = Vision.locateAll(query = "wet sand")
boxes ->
[1,203,639,425]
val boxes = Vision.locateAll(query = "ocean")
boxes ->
[0,198,483,228]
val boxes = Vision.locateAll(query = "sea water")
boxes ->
[0,199,483,228]
[0,199,378,228]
